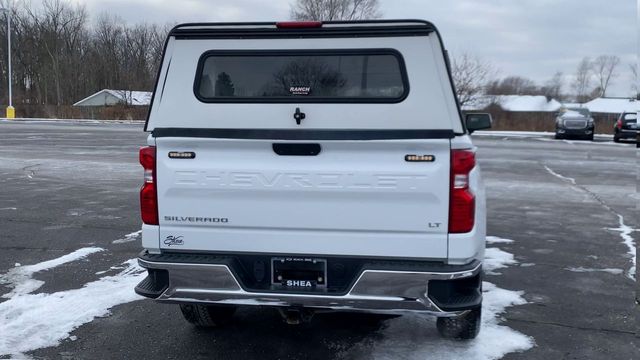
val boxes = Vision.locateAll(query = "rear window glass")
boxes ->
[623,113,637,121]
[194,50,408,102]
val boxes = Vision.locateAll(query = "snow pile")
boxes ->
[0,250,145,357]
[486,236,514,244]
[360,237,534,360]
[0,247,104,298]
[112,230,142,244]
[484,248,518,275]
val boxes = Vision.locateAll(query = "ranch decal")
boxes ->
[289,86,311,95]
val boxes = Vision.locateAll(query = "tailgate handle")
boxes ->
[272,143,321,156]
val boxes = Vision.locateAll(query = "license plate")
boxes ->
[271,257,327,288]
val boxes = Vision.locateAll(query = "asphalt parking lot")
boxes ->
[0,121,637,359]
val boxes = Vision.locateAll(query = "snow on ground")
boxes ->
[362,237,534,360]
[473,130,617,141]
[473,131,556,138]
[0,247,104,299]
[112,230,142,244]
[486,236,514,244]
[565,267,624,275]
[484,248,518,275]
[544,165,636,281]
[543,165,576,185]
[607,215,637,281]
[0,249,145,357]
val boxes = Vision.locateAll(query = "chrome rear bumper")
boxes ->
[136,256,482,316]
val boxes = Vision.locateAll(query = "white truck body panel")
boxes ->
[146,36,463,133]
[142,21,484,264]
[136,22,488,330]
[154,137,451,258]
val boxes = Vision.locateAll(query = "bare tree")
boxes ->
[630,63,638,99]
[592,55,620,97]
[451,53,493,107]
[572,57,593,103]
[291,0,381,21]
[486,76,539,96]
[541,71,564,101]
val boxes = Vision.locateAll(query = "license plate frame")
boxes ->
[271,257,327,289]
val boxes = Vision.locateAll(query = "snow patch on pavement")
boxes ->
[361,237,534,359]
[473,131,556,138]
[607,215,637,280]
[565,267,624,275]
[0,247,104,298]
[112,230,142,244]
[486,236,514,244]
[543,165,636,281]
[0,259,145,357]
[543,165,576,185]
[484,248,517,275]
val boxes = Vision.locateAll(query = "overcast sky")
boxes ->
[70,0,637,97]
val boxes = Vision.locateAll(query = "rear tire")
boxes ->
[179,304,237,327]
[554,133,562,140]
[436,307,481,340]
[613,135,620,143]
[587,134,594,141]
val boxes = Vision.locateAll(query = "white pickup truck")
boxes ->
[135,20,492,340]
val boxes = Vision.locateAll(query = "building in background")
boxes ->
[73,90,152,107]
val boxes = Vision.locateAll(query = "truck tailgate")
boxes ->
[155,136,450,259]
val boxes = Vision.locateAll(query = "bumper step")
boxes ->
[134,269,169,298]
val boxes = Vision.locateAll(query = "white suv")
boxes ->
[135,20,491,340]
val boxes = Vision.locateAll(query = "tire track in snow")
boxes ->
[543,164,636,280]
[0,244,145,357]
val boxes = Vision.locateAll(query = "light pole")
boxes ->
[0,8,13,119]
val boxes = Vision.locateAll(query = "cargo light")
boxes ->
[405,154,436,162]
[449,149,476,233]
[276,21,322,29]
[139,146,158,225]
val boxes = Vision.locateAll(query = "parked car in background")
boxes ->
[613,112,638,143]
[554,107,594,140]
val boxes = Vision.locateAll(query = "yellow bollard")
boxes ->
[6,105,14,119]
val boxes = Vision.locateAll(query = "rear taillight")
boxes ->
[449,149,476,233]
[139,146,158,225]
[616,119,623,129]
